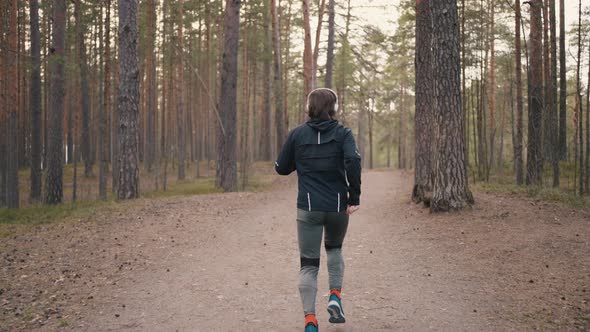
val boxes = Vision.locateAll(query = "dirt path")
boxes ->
[1,170,589,331]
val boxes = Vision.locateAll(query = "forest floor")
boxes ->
[1,169,589,331]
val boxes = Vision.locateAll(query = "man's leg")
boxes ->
[297,209,324,315]
[324,212,349,290]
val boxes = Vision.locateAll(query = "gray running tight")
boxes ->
[297,209,349,315]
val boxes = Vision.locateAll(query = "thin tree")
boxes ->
[586,38,590,193]
[325,0,335,88]
[29,0,42,202]
[514,0,524,185]
[74,0,93,177]
[312,0,326,86]
[0,0,6,208]
[271,0,286,150]
[558,0,566,160]
[116,0,141,200]
[302,0,313,96]
[260,1,272,160]
[430,0,474,212]
[99,0,111,201]
[489,0,496,174]
[576,0,583,195]
[217,0,240,192]
[549,0,559,187]
[412,0,433,204]
[145,0,157,173]
[176,0,186,180]
[6,0,19,208]
[525,0,544,186]
[45,0,67,204]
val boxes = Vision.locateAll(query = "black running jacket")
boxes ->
[275,119,362,212]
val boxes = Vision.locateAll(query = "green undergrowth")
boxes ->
[475,180,590,209]
[0,173,277,238]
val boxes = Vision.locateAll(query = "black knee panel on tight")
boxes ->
[325,244,342,250]
[301,256,320,268]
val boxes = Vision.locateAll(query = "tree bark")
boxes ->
[99,0,111,201]
[558,0,567,160]
[116,0,141,200]
[489,0,495,174]
[75,0,93,178]
[6,0,19,208]
[514,0,524,185]
[302,0,313,96]
[271,0,286,151]
[260,0,272,161]
[145,0,156,173]
[216,0,240,192]
[312,0,326,87]
[586,39,590,193]
[325,0,335,88]
[526,0,544,186]
[430,0,474,212]
[576,0,583,195]
[176,0,186,180]
[412,0,433,204]
[45,0,66,205]
[549,0,559,187]
[29,0,42,203]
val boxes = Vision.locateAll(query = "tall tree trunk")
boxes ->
[176,0,186,180]
[312,0,326,87]
[145,0,156,173]
[302,0,313,96]
[586,40,590,193]
[514,0,524,185]
[75,0,93,177]
[412,0,433,204]
[542,0,551,165]
[558,0,567,160]
[271,0,286,151]
[488,0,495,174]
[45,0,66,204]
[6,0,19,208]
[576,0,583,195]
[29,0,42,203]
[1,1,6,208]
[325,0,335,88]
[526,0,544,186]
[430,0,474,212]
[550,0,559,187]
[282,0,292,130]
[260,0,272,161]
[117,0,140,200]
[99,0,111,201]
[217,0,240,192]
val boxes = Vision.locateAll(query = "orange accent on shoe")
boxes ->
[305,314,318,326]
[330,289,342,299]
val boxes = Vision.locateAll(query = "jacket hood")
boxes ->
[306,119,339,133]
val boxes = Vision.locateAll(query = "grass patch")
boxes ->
[0,172,278,238]
[476,181,590,209]
[142,177,223,198]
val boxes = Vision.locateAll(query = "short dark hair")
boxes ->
[307,88,338,120]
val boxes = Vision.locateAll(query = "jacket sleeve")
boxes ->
[275,130,296,175]
[343,129,362,205]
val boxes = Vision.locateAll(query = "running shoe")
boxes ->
[327,289,345,323]
[304,313,318,332]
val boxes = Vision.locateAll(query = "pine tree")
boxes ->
[217,0,240,192]
[45,0,67,205]
[430,0,474,211]
[116,0,141,199]
[29,0,42,203]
